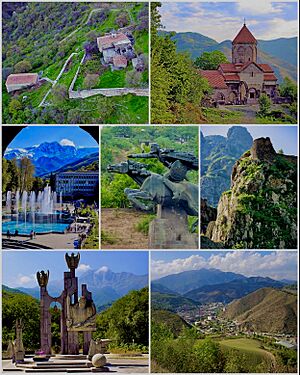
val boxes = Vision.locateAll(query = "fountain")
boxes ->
[6,191,12,213]
[2,186,73,235]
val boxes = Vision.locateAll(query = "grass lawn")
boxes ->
[202,107,243,124]
[99,69,127,88]
[219,338,274,367]
[23,82,52,108]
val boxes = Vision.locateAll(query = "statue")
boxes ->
[65,252,80,270]
[36,270,49,287]
[37,253,96,355]
[66,295,96,330]
[12,319,25,363]
[108,143,199,248]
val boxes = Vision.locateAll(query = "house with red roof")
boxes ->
[200,23,278,105]
[97,32,134,70]
[6,73,39,93]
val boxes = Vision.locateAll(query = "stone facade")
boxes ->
[200,23,278,105]
[36,253,96,355]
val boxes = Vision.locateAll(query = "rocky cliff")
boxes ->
[201,127,253,207]
[207,137,297,249]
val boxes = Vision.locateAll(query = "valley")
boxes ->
[151,257,298,373]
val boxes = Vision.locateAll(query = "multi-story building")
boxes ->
[55,171,99,198]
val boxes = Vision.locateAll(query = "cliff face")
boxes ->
[209,137,297,249]
[201,126,253,207]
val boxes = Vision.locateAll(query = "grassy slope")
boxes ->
[152,309,191,337]
[222,288,297,335]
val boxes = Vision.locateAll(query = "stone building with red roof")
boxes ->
[97,32,134,70]
[200,23,278,105]
[6,73,39,93]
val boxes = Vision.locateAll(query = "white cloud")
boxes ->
[10,273,36,287]
[77,264,91,274]
[96,266,109,273]
[160,2,297,42]
[237,0,282,15]
[59,139,75,147]
[151,252,297,281]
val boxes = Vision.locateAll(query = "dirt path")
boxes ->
[101,208,149,249]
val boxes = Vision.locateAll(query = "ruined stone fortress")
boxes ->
[200,23,278,105]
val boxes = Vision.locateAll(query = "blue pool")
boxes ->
[2,221,70,235]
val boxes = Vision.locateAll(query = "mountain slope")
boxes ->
[152,309,191,337]
[4,142,98,176]
[201,126,253,207]
[184,277,284,304]
[209,137,297,249]
[165,31,297,83]
[222,287,297,335]
[153,268,246,294]
[151,291,198,312]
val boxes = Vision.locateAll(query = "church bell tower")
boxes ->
[232,22,257,64]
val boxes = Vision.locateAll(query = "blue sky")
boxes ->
[3,251,149,288]
[7,126,99,149]
[151,251,298,281]
[160,1,298,41]
[201,125,298,155]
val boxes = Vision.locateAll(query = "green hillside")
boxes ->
[152,309,190,337]
[222,287,297,335]
[151,291,198,312]
[165,31,297,83]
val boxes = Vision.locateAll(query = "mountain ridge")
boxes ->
[161,31,297,83]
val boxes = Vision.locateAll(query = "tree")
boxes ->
[83,73,99,89]
[95,288,148,346]
[19,157,35,192]
[190,339,225,373]
[8,98,23,116]
[279,77,297,102]
[194,51,229,70]
[258,93,271,117]
[14,60,32,73]
[116,12,129,27]
[126,70,142,87]
[52,84,68,105]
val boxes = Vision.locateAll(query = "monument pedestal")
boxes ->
[149,206,198,249]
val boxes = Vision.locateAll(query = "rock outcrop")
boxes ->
[207,137,297,249]
[201,126,253,207]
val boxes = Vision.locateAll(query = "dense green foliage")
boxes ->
[194,51,229,70]
[151,312,297,373]
[151,3,210,123]
[101,126,198,208]
[2,2,148,124]
[94,288,148,346]
[2,157,44,194]
[2,288,40,352]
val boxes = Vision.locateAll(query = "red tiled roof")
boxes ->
[6,73,38,86]
[113,55,127,67]
[200,70,227,89]
[233,24,257,44]
[259,64,274,73]
[97,33,130,49]
[219,63,238,73]
[239,61,264,72]
[224,74,240,81]
[264,74,278,81]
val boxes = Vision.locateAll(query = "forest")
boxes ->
[2,2,149,124]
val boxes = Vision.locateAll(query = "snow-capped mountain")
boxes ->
[14,267,148,309]
[4,140,98,176]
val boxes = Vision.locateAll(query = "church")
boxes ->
[200,23,278,105]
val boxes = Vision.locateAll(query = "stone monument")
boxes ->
[36,252,96,355]
[10,319,25,363]
[108,143,199,248]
